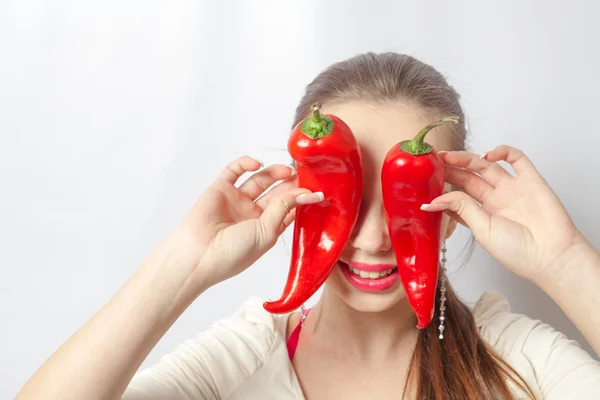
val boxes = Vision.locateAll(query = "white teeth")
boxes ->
[349,266,396,279]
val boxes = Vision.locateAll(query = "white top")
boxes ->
[122,291,600,399]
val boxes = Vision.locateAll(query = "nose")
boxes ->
[349,201,392,255]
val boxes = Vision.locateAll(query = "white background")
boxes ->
[1,1,599,398]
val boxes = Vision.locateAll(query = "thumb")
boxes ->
[258,189,324,244]
[421,191,491,244]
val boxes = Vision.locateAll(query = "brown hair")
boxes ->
[292,52,534,399]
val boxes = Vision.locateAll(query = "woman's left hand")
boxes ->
[422,145,582,283]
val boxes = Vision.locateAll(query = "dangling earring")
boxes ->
[438,243,448,340]
[300,304,307,327]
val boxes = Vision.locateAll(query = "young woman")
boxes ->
[17,53,600,399]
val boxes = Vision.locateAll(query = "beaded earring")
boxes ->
[438,243,448,340]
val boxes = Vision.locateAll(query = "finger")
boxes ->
[444,165,494,204]
[216,156,263,185]
[482,145,538,176]
[421,191,491,245]
[259,189,324,241]
[255,176,298,209]
[439,151,512,187]
[282,208,296,228]
[444,209,468,228]
[238,164,295,200]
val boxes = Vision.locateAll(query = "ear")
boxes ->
[444,217,458,239]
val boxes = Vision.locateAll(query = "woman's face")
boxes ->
[319,100,457,313]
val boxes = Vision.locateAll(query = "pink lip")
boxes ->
[339,261,399,292]
[346,261,396,272]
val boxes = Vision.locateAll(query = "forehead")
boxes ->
[319,101,453,158]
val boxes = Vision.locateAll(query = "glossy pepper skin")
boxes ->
[263,105,363,314]
[381,116,459,329]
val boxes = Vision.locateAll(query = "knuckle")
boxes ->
[280,196,295,213]
[450,194,468,215]
[487,162,504,174]
[255,221,271,248]
[268,197,290,219]
[225,163,239,175]
[249,175,266,191]
[273,196,285,208]
[457,199,468,214]
[261,220,275,242]
[492,145,508,157]
[515,149,527,160]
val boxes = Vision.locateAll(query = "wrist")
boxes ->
[134,228,212,320]
[535,232,599,291]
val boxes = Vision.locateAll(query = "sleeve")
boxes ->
[122,297,279,400]
[523,321,600,400]
[475,291,600,400]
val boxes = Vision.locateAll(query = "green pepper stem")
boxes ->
[311,105,322,123]
[401,116,460,155]
[300,104,334,139]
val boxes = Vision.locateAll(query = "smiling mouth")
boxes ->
[339,261,398,280]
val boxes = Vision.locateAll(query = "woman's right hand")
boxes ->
[176,155,323,290]
[15,155,324,400]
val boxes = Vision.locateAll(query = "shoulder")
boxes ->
[195,295,284,365]
[124,296,291,400]
[472,290,581,358]
[472,290,529,349]
[207,295,282,348]
[472,291,600,398]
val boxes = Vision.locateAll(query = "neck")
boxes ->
[305,286,419,362]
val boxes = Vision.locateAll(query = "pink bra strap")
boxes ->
[287,308,311,360]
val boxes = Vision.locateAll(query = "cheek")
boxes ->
[325,262,352,295]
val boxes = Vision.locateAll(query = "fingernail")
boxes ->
[296,192,324,204]
[288,165,296,175]
[421,203,449,211]
[437,150,448,156]
[480,152,488,160]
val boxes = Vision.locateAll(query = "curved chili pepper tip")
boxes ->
[400,116,460,155]
[263,298,300,314]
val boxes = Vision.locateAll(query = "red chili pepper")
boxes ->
[263,105,363,314]
[381,116,459,329]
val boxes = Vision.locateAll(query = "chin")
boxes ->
[325,261,408,313]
